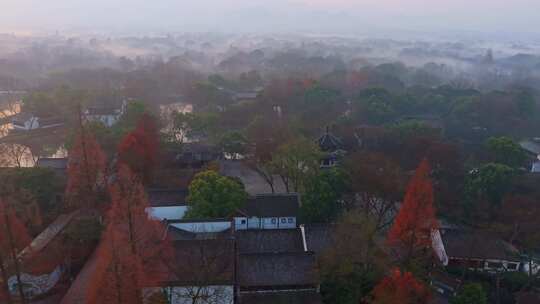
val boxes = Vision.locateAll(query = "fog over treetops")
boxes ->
[2,0,540,35]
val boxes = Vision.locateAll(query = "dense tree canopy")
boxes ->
[186,170,247,219]
[300,168,349,223]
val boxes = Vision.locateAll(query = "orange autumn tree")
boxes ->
[387,159,438,268]
[108,164,167,275]
[87,223,144,304]
[371,268,431,304]
[118,114,159,184]
[65,129,107,209]
[0,200,32,304]
[88,165,165,304]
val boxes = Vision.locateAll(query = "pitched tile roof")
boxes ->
[236,229,304,254]
[160,240,235,286]
[147,189,188,207]
[318,128,343,152]
[303,224,335,255]
[441,230,520,262]
[238,252,318,288]
[242,194,300,218]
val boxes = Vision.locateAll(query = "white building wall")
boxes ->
[171,221,231,233]
[146,206,187,221]
[234,216,296,230]
[431,229,449,266]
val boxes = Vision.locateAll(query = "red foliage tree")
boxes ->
[118,114,159,184]
[108,165,165,264]
[87,224,144,304]
[66,130,107,209]
[87,165,166,304]
[0,200,32,304]
[387,159,438,266]
[371,268,431,304]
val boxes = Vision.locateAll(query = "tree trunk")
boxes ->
[3,211,26,304]
[0,255,13,304]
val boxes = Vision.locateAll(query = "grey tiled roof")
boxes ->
[242,194,300,218]
[303,224,335,255]
[238,252,318,288]
[318,130,343,152]
[236,229,304,254]
[163,240,235,285]
[147,189,188,207]
[442,230,520,262]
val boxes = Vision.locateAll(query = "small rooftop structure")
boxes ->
[317,127,343,153]
[317,127,346,168]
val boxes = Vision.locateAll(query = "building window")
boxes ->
[271,218,277,224]
[288,218,293,223]
[240,219,246,225]
[281,218,286,224]
[507,263,518,270]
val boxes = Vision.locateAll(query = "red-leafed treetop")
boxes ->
[87,165,167,304]
[87,223,144,304]
[118,113,159,184]
[387,159,438,262]
[372,268,431,304]
[0,200,32,256]
[66,130,107,209]
[108,165,165,264]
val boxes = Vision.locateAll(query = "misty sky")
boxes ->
[1,0,539,34]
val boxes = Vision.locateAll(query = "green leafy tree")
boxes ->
[464,163,515,220]
[171,111,219,143]
[300,168,349,223]
[465,163,515,206]
[319,212,384,304]
[451,283,487,304]
[353,88,396,125]
[271,137,322,193]
[186,171,247,219]
[485,137,526,168]
[219,131,248,160]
